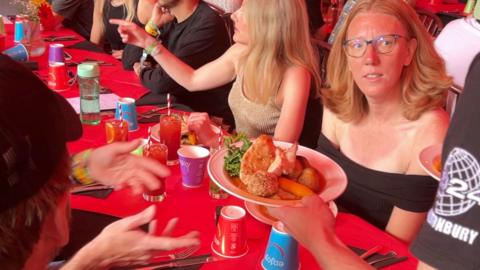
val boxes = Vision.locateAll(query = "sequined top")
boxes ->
[228,71,281,138]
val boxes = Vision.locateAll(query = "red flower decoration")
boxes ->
[38,3,55,31]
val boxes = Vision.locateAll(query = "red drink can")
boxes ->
[48,62,68,91]
[143,143,168,202]
[211,205,249,258]
[159,114,181,165]
[105,119,129,143]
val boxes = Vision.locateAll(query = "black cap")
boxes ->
[0,55,82,212]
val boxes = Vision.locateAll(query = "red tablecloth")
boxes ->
[3,22,418,269]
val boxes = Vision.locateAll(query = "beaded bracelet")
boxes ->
[71,149,94,185]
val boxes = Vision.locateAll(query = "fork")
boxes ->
[153,245,200,260]
[368,251,397,265]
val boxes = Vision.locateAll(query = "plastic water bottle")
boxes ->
[78,63,101,125]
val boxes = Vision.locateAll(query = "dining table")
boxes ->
[3,19,419,269]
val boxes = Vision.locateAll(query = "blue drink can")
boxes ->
[261,223,299,270]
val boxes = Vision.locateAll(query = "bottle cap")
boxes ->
[77,62,99,78]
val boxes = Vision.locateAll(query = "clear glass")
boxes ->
[143,143,168,202]
[159,114,181,165]
[79,75,100,125]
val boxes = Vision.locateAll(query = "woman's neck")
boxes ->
[364,89,404,124]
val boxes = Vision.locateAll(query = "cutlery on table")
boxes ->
[71,183,113,194]
[151,254,219,269]
[153,245,200,260]
[359,245,383,260]
[367,251,397,265]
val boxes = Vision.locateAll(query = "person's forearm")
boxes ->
[145,41,200,91]
[311,233,374,270]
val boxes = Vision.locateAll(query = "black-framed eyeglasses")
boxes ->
[343,34,406,58]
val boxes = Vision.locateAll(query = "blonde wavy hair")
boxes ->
[323,0,451,122]
[240,0,321,104]
[94,0,137,37]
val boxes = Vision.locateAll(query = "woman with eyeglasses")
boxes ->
[318,0,451,243]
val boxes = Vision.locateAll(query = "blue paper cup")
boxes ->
[3,43,29,62]
[177,145,210,188]
[262,223,299,270]
[14,21,24,43]
[115,97,138,131]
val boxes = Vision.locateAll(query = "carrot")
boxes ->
[278,177,315,197]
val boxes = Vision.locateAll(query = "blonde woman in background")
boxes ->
[111,0,323,148]
[91,0,153,59]
[319,0,450,242]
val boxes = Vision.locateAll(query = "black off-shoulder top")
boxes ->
[317,133,439,229]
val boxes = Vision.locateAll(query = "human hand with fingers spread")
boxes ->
[187,112,218,147]
[62,206,201,269]
[88,139,170,194]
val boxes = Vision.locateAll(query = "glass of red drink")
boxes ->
[143,143,168,202]
[105,119,129,143]
[159,114,181,165]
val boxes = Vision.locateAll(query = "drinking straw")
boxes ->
[167,93,171,116]
[118,106,123,128]
[147,126,152,146]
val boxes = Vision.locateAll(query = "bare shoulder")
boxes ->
[284,65,310,77]
[322,107,341,147]
[415,108,450,140]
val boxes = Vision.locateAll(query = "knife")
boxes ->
[121,253,220,270]
[152,254,219,269]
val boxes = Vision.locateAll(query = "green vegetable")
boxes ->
[223,133,252,177]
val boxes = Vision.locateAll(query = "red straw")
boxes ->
[167,93,171,116]
[147,126,152,146]
[118,106,124,128]
[217,127,223,148]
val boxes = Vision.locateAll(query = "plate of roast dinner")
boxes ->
[207,134,347,207]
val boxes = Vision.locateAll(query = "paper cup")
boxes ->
[115,97,138,131]
[177,145,210,188]
[48,43,65,64]
[261,223,299,270]
[211,205,249,258]
[3,43,29,62]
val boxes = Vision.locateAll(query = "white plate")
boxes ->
[419,144,442,181]
[207,141,348,207]
[150,123,220,143]
[245,200,338,225]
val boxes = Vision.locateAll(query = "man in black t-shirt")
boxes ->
[122,0,234,128]
[51,0,94,40]
[410,54,480,269]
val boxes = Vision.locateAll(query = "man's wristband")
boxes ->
[145,19,160,37]
[145,41,161,57]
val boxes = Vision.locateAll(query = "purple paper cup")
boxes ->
[177,145,210,188]
[3,43,29,62]
[48,43,65,64]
